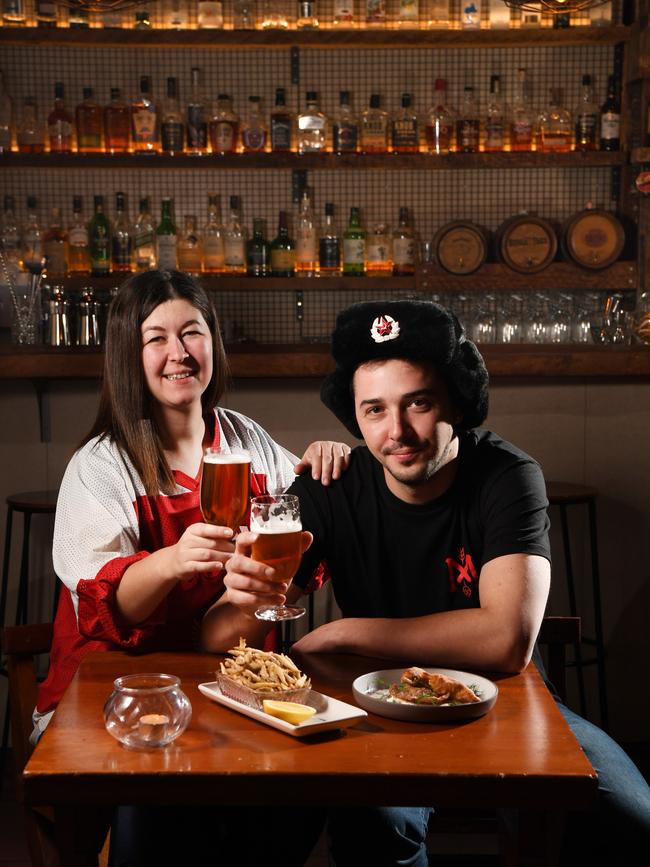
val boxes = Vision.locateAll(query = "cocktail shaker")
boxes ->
[48,285,71,347]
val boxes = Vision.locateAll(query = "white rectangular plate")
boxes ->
[198,682,367,738]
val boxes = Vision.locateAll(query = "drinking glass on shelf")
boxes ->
[498,294,524,344]
[250,494,306,622]
[200,447,251,532]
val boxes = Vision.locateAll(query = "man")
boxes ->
[216,300,650,865]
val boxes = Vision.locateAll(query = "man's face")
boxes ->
[353,358,460,502]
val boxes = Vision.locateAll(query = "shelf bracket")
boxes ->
[290,47,300,86]
[32,378,51,444]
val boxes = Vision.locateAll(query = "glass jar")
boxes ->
[104,673,192,749]
[635,291,650,345]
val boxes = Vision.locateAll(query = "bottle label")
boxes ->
[576,113,598,143]
[511,120,533,146]
[485,119,504,149]
[135,227,154,249]
[271,117,292,151]
[68,226,89,246]
[198,0,224,26]
[156,234,177,269]
[203,236,225,267]
[601,112,620,140]
[398,0,418,20]
[393,237,415,266]
[187,107,207,149]
[319,237,340,268]
[224,238,245,266]
[132,107,157,142]
[366,240,390,263]
[457,119,480,150]
[271,249,295,271]
[162,121,184,152]
[334,122,358,152]
[366,0,386,22]
[296,229,317,263]
[344,238,365,264]
[242,126,267,151]
[49,121,72,146]
[112,236,132,266]
[212,121,236,152]
[333,0,354,20]
[78,131,102,149]
[392,119,418,150]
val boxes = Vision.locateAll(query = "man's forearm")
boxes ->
[201,596,274,653]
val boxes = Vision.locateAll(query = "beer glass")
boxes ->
[200,447,251,531]
[250,494,306,622]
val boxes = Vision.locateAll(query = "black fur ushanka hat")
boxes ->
[321,300,489,439]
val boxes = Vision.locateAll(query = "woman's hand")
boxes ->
[170,523,235,583]
[294,441,352,486]
[223,530,313,618]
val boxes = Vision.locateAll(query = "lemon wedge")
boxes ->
[262,700,316,725]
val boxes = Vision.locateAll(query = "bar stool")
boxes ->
[546,481,608,729]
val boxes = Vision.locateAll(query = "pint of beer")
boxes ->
[200,447,251,530]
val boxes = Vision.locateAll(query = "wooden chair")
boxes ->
[537,615,581,705]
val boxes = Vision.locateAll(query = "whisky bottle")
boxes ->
[392,207,416,276]
[574,74,599,152]
[223,195,247,274]
[187,68,208,155]
[165,0,189,28]
[177,215,202,275]
[133,197,156,271]
[343,207,365,276]
[425,79,453,154]
[17,97,44,154]
[332,0,354,26]
[133,6,152,28]
[21,197,44,274]
[2,0,26,26]
[295,190,317,275]
[198,0,224,28]
[456,85,480,153]
[112,192,132,273]
[156,198,177,271]
[0,71,13,153]
[333,91,359,154]
[209,94,239,154]
[161,77,184,155]
[0,196,21,269]
[270,88,294,152]
[36,0,58,27]
[509,68,533,152]
[319,203,341,276]
[261,0,291,28]
[67,196,90,275]
[298,92,327,153]
[484,75,505,152]
[365,0,386,27]
[461,0,481,28]
[131,76,160,153]
[397,0,418,27]
[270,210,296,277]
[297,0,319,28]
[241,96,268,152]
[391,93,419,154]
[104,88,131,154]
[88,195,111,277]
[361,94,389,153]
[366,223,392,275]
[202,194,225,273]
[43,207,68,278]
[537,88,572,153]
[600,76,620,152]
[247,219,270,276]
[48,82,74,153]
[76,87,103,154]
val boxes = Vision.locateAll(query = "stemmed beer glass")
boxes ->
[200,447,251,532]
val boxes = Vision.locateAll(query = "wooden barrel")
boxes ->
[433,221,489,275]
[562,208,625,270]
[495,214,558,274]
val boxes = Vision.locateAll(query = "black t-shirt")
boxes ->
[290,429,551,618]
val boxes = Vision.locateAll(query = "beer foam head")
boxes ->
[251,516,302,533]
[203,451,251,465]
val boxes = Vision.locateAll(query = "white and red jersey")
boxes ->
[36,408,297,720]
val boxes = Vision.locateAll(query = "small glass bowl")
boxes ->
[216,672,311,710]
[104,673,192,749]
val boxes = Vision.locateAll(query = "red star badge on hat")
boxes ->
[371,314,400,343]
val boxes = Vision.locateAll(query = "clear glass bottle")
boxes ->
[209,94,239,155]
[187,68,208,155]
[223,195,247,274]
[574,74,599,152]
[509,68,534,152]
[133,196,156,271]
[297,0,319,28]
[131,76,160,153]
[2,0,26,26]
[88,195,111,277]
[332,0,354,26]
[365,0,385,27]
[17,97,44,154]
[48,82,74,154]
[270,210,296,277]
[270,88,294,153]
[43,207,68,278]
[156,197,177,271]
[484,74,505,152]
[198,0,224,28]
[161,77,184,155]
[319,202,341,276]
[22,196,44,274]
[461,0,481,29]
[261,0,291,28]
[392,206,416,276]
[165,0,189,28]
[333,91,359,154]
[295,190,317,275]
[67,195,90,275]
[365,222,392,275]
[202,194,225,273]
[104,88,131,154]
[233,0,255,28]
[425,79,453,154]
[0,195,21,269]
[343,207,365,276]
[456,85,480,153]
[600,75,620,152]
[298,91,327,153]
[177,215,202,274]
[537,88,572,153]
[246,218,270,276]
[361,94,389,153]
[427,0,449,27]
[488,0,509,28]
[391,93,419,153]
[112,192,132,273]
[76,87,103,154]
[241,96,268,152]
[36,0,58,27]
[397,0,418,27]
[0,70,13,153]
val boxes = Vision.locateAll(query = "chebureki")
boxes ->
[389,667,481,706]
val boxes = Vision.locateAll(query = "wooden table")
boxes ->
[23,651,597,865]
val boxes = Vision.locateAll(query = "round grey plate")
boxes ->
[352,668,498,723]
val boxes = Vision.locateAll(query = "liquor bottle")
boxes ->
[361,94,389,153]
[332,0,354,26]
[69,7,90,27]
[484,74,505,152]
[202,194,225,273]
[198,0,224,27]
[261,0,291,28]
[574,74,599,152]
[343,207,365,276]
[295,190,317,275]
[88,195,111,277]
[333,91,359,154]
[600,76,620,152]
[233,0,255,28]
[461,0,481,29]
[22,197,44,274]
[177,215,202,274]
[132,76,160,154]
[76,88,103,154]
[165,0,189,28]
[246,218,270,276]
[241,96,268,152]
[270,211,295,277]
[488,0,509,28]
[0,195,21,269]
[456,86,480,153]
[223,195,246,274]
[43,207,68,277]
[520,1,541,27]
[104,88,130,154]
[365,222,392,275]
[319,203,341,276]
[427,0,449,27]
[17,97,44,154]
[67,196,90,275]
[425,79,453,154]
[365,0,385,27]
[509,68,534,152]
[36,0,58,27]
[112,192,132,273]
[2,0,26,26]
[187,68,208,155]
[48,82,74,153]
[156,198,177,270]
[391,93,419,153]
[209,94,239,155]
[298,92,327,153]
[133,6,152,28]
[537,88,572,153]
[397,0,418,27]
[161,77,184,155]
[297,0,319,28]
[392,206,416,276]
[0,71,13,153]
[133,197,156,271]
[270,88,293,152]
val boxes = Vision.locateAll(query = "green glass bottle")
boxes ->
[343,206,365,277]
[88,194,110,276]
[247,218,270,276]
[156,197,177,271]
[269,210,295,277]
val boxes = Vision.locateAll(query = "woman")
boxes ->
[34,270,349,739]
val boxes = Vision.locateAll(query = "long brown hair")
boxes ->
[83,270,229,495]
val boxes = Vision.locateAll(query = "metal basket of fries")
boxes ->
[217,639,312,711]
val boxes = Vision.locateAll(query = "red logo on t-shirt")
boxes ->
[445,547,478,598]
